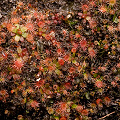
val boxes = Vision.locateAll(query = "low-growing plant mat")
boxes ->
[0,0,120,120]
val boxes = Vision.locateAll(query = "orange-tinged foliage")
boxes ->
[26,23,34,31]
[80,39,87,49]
[7,23,13,31]
[82,4,89,11]
[99,6,107,13]
[48,65,55,72]
[64,54,70,61]
[60,102,67,111]
[26,34,34,44]
[18,2,23,6]
[71,47,76,53]
[104,97,111,105]
[81,109,89,116]
[35,79,45,88]
[0,90,8,96]
[96,98,102,105]
[69,67,75,74]
[0,1,119,118]
[58,59,64,66]
[75,33,81,38]
[88,47,96,58]
[14,58,23,69]
[11,18,19,24]
[76,105,83,112]
[0,38,5,45]
[2,22,7,27]
[39,66,44,71]
[64,82,72,90]
[60,117,67,120]
[95,80,103,88]
[38,21,45,28]
[57,48,62,55]
[45,34,50,40]
[30,100,39,108]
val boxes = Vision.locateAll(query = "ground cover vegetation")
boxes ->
[0,0,120,120]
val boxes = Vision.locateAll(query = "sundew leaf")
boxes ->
[72,59,77,64]
[39,88,43,94]
[71,52,76,57]
[113,17,119,23]
[56,62,61,68]
[12,28,17,33]
[42,28,46,32]
[39,28,42,31]
[55,69,61,75]
[23,98,27,103]
[85,92,90,99]
[15,35,20,42]
[113,14,117,22]
[93,73,98,78]
[15,24,19,29]
[54,116,59,120]
[42,33,46,37]
[22,33,28,38]
[71,104,78,108]
[21,27,27,32]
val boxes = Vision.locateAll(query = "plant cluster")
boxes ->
[0,0,120,120]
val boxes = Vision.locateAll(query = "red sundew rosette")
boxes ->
[76,105,83,113]
[88,47,96,58]
[99,6,107,13]
[55,102,70,117]
[6,23,14,32]
[96,98,103,109]
[82,4,89,12]
[71,47,77,53]
[30,100,39,109]
[95,80,103,88]
[35,79,45,88]
[11,18,19,24]
[0,90,9,102]
[25,23,34,31]
[80,39,87,51]
[58,58,64,66]
[78,109,89,116]
[69,67,75,74]
[60,117,67,120]
[26,33,35,44]
[13,58,24,70]
[104,96,111,106]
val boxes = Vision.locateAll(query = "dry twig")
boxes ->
[98,111,115,120]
